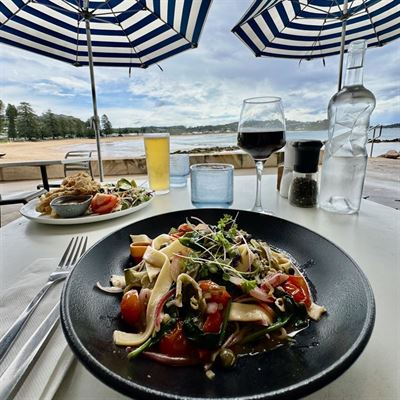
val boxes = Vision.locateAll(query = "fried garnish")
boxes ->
[35,172,100,215]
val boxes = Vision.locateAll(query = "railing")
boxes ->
[368,125,383,157]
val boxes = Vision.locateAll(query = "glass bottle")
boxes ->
[319,39,376,214]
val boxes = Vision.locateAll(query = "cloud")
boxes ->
[32,82,74,97]
[48,76,89,93]
[0,0,399,126]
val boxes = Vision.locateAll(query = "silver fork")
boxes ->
[0,236,88,363]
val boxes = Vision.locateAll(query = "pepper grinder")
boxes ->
[288,141,323,208]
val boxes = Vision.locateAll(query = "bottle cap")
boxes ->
[293,140,323,173]
[347,39,367,69]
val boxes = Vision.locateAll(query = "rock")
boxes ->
[173,146,240,154]
[381,150,399,159]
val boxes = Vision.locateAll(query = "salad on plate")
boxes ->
[97,214,327,378]
[35,172,153,218]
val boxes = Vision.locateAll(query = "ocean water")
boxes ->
[66,128,400,158]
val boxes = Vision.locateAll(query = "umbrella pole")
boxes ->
[338,0,349,91]
[85,19,105,182]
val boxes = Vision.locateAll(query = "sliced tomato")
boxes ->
[199,280,219,291]
[170,223,194,239]
[199,280,231,306]
[91,194,119,214]
[170,233,183,239]
[178,223,193,233]
[199,280,230,334]
[282,275,311,307]
[159,322,193,357]
[203,310,223,333]
[91,193,112,207]
[120,289,142,327]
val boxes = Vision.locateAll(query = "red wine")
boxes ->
[238,130,286,160]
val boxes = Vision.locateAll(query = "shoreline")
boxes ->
[0,137,398,212]
[1,135,399,163]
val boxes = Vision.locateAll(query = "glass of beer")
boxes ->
[144,132,170,194]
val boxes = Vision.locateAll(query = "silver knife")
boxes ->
[0,303,60,400]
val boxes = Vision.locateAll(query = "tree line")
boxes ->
[0,100,112,140]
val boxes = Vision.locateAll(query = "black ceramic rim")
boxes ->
[60,209,376,400]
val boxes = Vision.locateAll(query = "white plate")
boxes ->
[20,195,154,225]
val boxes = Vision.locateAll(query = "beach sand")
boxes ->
[2,136,398,161]
[363,157,399,209]
[0,137,142,162]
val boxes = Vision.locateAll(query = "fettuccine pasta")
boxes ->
[99,214,326,376]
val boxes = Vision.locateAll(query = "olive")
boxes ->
[287,266,295,275]
[218,348,236,369]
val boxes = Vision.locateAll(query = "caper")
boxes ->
[218,348,236,369]
[208,264,218,274]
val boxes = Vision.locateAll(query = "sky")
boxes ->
[0,0,399,128]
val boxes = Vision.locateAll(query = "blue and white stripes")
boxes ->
[0,0,212,67]
[232,0,400,59]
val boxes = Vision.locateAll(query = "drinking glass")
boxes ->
[144,132,170,194]
[170,154,190,187]
[238,97,286,213]
[191,164,234,208]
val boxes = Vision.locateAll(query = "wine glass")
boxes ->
[238,96,286,213]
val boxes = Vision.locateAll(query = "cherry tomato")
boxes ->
[178,223,193,233]
[91,194,119,214]
[199,280,231,306]
[199,280,219,291]
[120,289,142,327]
[282,276,311,307]
[159,322,192,357]
[170,223,194,238]
[129,244,148,265]
[203,310,223,333]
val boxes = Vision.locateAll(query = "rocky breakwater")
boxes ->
[380,150,399,159]
[98,148,280,177]
[0,147,281,182]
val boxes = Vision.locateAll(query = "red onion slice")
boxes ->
[143,352,200,366]
[264,273,289,287]
[249,287,274,303]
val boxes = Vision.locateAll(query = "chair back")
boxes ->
[64,151,94,178]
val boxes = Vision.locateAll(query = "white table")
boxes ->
[0,175,399,399]
[0,158,92,191]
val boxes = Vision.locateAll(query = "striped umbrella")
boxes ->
[232,0,400,90]
[0,0,213,180]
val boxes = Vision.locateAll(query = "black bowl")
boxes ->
[61,209,375,400]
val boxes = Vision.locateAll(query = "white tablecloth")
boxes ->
[0,259,73,400]
[0,175,399,400]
